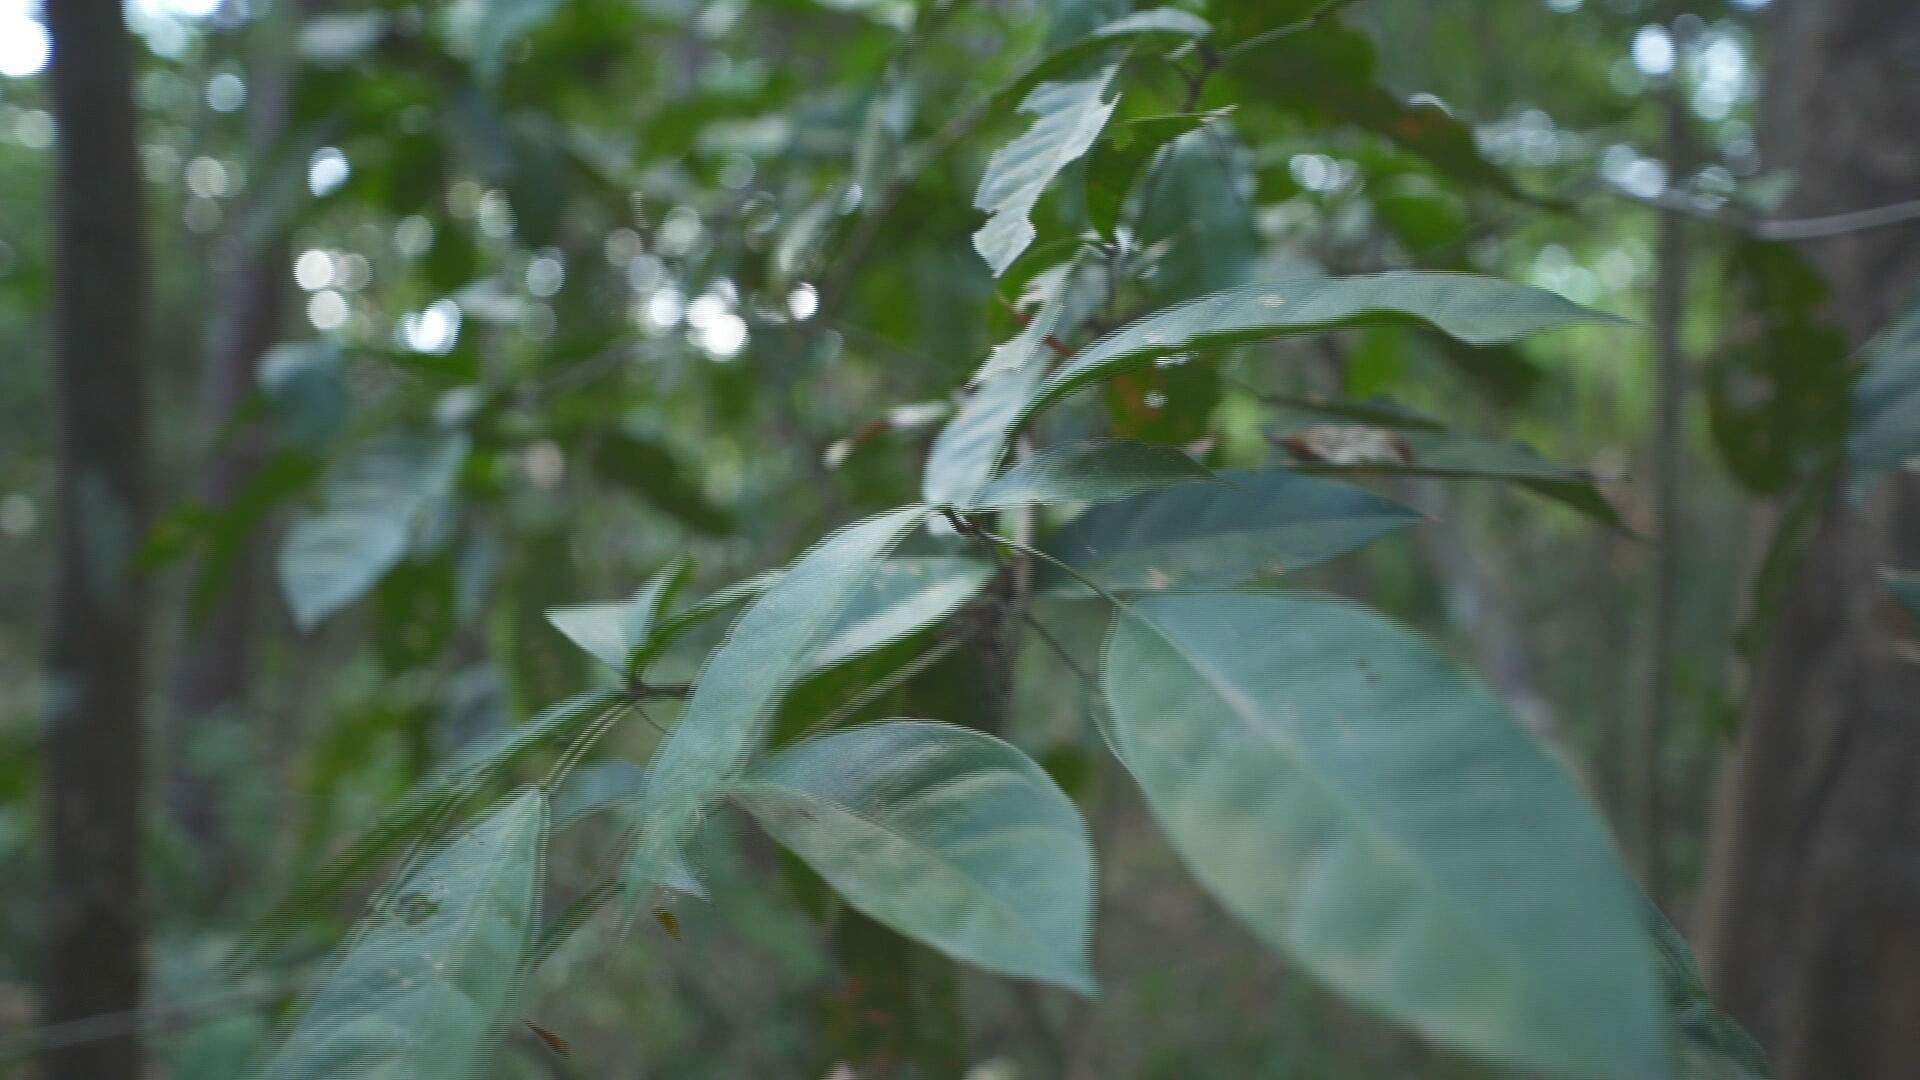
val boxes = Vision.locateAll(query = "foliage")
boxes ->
[0,0,1816,1075]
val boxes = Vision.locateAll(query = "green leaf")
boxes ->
[1103,592,1665,1078]
[621,508,927,902]
[732,721,1096,993]
[1266,400,1626,529]
[260,789,548,1080]
[967,264,1077,388]
[1131,124,1259,298]
[232,691,619,972]
[1849,299,1920,487]
[1085,110,1229,239]
[544,558,693,675]
[1884,569,1920,623]
[969,438,1217,510]
[440,0,562,85]
[297,12,389,66]
[1039,469,1417,595]
[973,65,1121,277]
[923,362,1049,508]
[258,342,349,450]
[812,556,997,670]
[634,570,781,672]
[1031,273,1621,422]
[279,431,469,631]
[1645,900,1772,1079]
[553,761,649,828]
[1001,8,1211,112]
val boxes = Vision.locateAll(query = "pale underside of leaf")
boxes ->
[972,65,1120,277]
[732,721,1096,993]
[1103,591,1664,1079]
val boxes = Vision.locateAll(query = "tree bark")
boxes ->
[41,0,151,1075]
[1698,2,1920,1077]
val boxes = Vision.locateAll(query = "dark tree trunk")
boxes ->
[1698,2,1920,1077]
[41,0,151,1075]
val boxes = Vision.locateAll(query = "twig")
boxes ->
[1601,179,1920,242]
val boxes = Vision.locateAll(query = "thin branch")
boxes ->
[1602,179,1920,241]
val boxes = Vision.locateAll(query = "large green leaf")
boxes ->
[1103,592,1665,1078]
[1030,272,1620,421]
[621,508,926,901]
[1039,469,1417,595]
[732,721,1096,993]
[1849,299,1920,486]
[968,438,1216,510]
[232,691,620,971]
[278,432,469,631]
[812,556,997,670]
[544,558,692,675]
[259,789,548,1080]
[973,65,1121,277]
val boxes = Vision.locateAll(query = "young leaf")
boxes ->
[620,508,927,902]
[1030,272,1622,421]
[260,789,549,1080]
[968,438,1217,510]
[543,558,693,675]
[973,65,1121,277]
[1103,592,1665,1079]
[732,721,1097,993]
[811,556,997,670]
[279,432,469,630]
[634,570,781,672]
[1038,469,1417,595]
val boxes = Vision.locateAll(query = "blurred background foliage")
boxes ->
[0,0,1880,1074]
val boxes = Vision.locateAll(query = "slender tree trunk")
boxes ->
[41,0,151,1076]
[1641,35,1693,908]
[167,23,295,878]
[1698,2,1920,1077]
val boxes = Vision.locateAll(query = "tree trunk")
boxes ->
[167,24,295,881]
[41,0,151,1075]
[1698,2,1920,1077]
